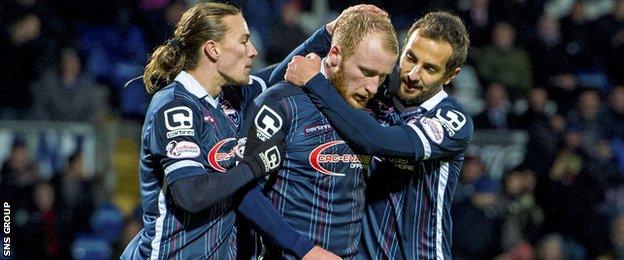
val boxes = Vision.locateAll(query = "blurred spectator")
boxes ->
[14,182,73,259]
[0,0,63,118]
[600,0,624,85]
[499,167,544,250]
[452,176,503,259]
[0,13,42,118]
[536,125,604,257]
[559,0,603,71]
[585,139,624,194]
[519,88,565,175]
[0,136,40,203]
[517,87,557,126]
[265,0,308,64]
[567,89,603,154]
[54,151,95,233]
[457,0,499,48]
[492,0,544,44]
[113,216,143,258]
[536,233,586,260]
[473,83,521,129]
[545,0,614,20]
[138,0,187,51]
[30,47,108,122]
[455,155,487,203]
[606,214,624,258]
[474,22,533,99]
[599,85,624,140]
[527,15,574,88]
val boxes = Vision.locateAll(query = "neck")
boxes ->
[322,58,333,79]
[188,67,225,98]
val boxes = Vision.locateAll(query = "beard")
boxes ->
[333,66,348,98]
[396,75,442,107]
[331,64,368,109]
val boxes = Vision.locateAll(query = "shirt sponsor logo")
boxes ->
[166,129,195,138]
[389,158,415,171]
[309,140,371,176]
[304,124,333,136]
[420,117,445,144]
[166,141,200,159]
[207,138,237,172]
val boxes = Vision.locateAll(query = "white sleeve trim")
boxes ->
[407,123,431,160]
[164,160,204,176]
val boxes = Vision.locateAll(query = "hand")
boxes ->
[242,133,285,178]
[302,246,342,260]
[285,53,322,86]
[326,4,388,35]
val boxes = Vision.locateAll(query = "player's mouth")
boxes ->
[402,80,421,94]
[352,94,369,106]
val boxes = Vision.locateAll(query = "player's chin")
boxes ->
[347,98,366,109]
[233,74,250,86]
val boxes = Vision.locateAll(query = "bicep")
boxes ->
[150,102,207,184]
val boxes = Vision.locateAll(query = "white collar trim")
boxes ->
[420,90,448,111]
[174,71,218,108]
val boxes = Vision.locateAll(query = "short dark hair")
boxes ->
[407,12,470,76]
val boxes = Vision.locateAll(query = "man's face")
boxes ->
[397,29,458,106]
[330,32,396,109]
[216,14,257,85]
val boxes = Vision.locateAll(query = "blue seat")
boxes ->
[71,233,112,260]
[90,203,124,243]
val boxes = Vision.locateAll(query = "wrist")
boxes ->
[304,73,326,88]
[292,234,315,258]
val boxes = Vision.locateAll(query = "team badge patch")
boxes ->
[420,117,445,144]
[166,141,200,159]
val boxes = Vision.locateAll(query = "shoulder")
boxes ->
[254,82,305,104]
[429,97,474,139]
[249,64,277,89]
[148,82,201,120]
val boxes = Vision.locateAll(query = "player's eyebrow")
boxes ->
[240,34,250,42]
[360,66,389,76]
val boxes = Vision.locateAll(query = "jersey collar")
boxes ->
[320,58,329,79]
[174,71,219,108]
[420,90,448,111]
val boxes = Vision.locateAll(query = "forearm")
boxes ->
[237,184,314,258]
[304,74,420,159]
[269,26,332,85]
[169,163,255,213]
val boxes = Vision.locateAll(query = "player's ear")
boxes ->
[444,67,461,85]
[204,40,219,62]
[328,45,342,67]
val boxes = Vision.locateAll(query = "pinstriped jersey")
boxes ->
[122,71,267,260]
[248,84,370,259]
[360,91,473,260]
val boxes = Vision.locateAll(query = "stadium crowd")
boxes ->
[1,0,624,259]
